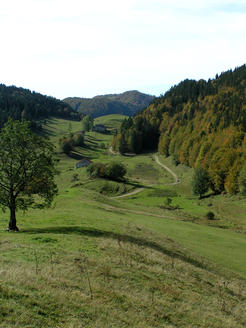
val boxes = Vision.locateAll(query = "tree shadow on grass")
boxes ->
[200,192,218,200]
[38,117,61,137]
[124,179,153,190]
[22,225,210,271]
[83,144,98,151]
[68,151,84,161]
[68,148,94,161]
[85,139,98,146]
[40,126,56,137]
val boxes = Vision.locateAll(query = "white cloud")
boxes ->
[0,0,246,98]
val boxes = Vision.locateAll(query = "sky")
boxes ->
[1,0,246,99]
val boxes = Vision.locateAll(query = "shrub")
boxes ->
[87,162,127,181]
[73,133,84,146]
[59,137,73,154]
[87,163,105,178]
[164,197,172,206]
[206,211,215,220]
[105,162,127,181]
[192,166,210,198]
[172,157,179,166]
[71,173,79,182]
[239,163,246,195]
[100,182,119,195]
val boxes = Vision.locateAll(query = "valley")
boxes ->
[1,114,246,327]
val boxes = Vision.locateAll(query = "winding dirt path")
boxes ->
[110,154,180,199]
[111,188,144,199]
[154,155,180,185]
[109,146,118,155]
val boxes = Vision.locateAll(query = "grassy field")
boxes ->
[1,115,246,327]
[94,114,128,132]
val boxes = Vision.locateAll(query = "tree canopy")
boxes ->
[64,91,154,118]
[192,166,210,198]
[81,115,94,132]
[0,119,58,231]
[87,162,127,181]
[0,83,78,129]
[112,64,246,194]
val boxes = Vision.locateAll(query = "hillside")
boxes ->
[0,84,78,129]
[112,65,246,195]
[63,90,155,118]
[1,116,246,327]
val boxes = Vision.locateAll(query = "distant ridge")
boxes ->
[63,90,155,118]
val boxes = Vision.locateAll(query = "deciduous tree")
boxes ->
[239,163,246,195]
[192,166,210,198]
[0,119,58,231]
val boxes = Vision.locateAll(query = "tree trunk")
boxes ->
[8,206,19,231]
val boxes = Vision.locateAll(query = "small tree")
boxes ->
[0,119,58,231]
[192,166,210,198]
[105,162,127,181]
[73,133,84,146]
[87,163,105,178]
[59,137,73,154]
[239,163,246,195]
[81,115,94,132]
[87,162,127,181]
[206,211,215,220]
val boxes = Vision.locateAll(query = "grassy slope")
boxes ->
[94,114,128,131]
[0,115,246,327]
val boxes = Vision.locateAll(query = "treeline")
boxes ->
[0,84,78,129]
[112,64,246,194]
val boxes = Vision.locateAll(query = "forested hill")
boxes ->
[63,90,155,118]
[112,64,246,194]
[0,84,78,128]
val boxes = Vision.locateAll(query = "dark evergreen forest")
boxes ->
[0,84,78,129]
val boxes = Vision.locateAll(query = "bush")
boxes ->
[172,157,179,166]
[87,163,105,178]
[100,182,119,195]
[105,162,127,181]
[87,162,127,181]
[192,166,210,198]
[71,173,79,182]
[73,133,84,146]
[239,163,246,195]
[206,211,215,220]
[59,137,73,154]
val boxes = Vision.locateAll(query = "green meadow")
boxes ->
[1,115,246,327]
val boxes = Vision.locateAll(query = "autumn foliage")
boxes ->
[112,65,246,194]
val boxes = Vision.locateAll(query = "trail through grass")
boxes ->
[1,115,246,327]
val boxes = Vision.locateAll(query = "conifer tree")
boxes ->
[192,166,210,198]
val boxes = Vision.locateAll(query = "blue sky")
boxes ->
[0,0,246,99]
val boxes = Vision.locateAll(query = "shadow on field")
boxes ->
[22,226,209,271]
[67,151,84,160]
[85,139,98,146]
[40,127,56,137]
[39,118,59,137]
[83,144,98,151]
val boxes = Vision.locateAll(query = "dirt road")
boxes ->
[111,154,179,199]
[154,155,180,185]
